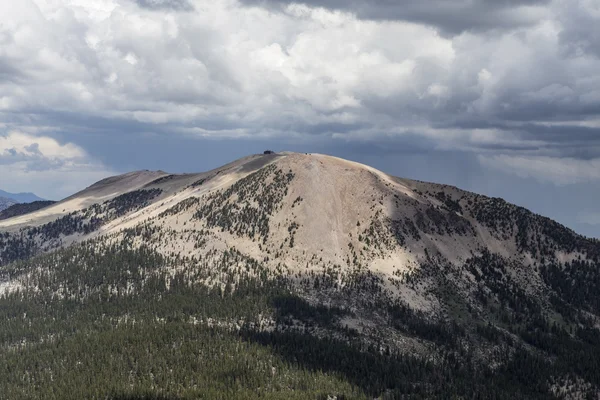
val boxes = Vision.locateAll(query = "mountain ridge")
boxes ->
[0,200,57,221]
[0,189,46,204]
[1,151,599,398]
[0,197,18,212]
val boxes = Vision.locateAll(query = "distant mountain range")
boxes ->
[0,197,18,212]
[0,189,47,212]
[0,189,46,204]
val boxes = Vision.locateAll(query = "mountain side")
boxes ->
[0,189,45,203]
[1,152,599,399]
[0,197,18,212]
[0,201,57,221]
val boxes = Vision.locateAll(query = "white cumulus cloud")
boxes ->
[0,131,114,199]
[0,0,599,188]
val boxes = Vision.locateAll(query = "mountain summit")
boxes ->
[1,152,599,398]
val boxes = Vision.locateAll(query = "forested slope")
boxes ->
[1,152,599,399]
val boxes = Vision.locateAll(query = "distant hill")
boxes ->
[0,197,18,212]
[0,189,46,204]
[0,200,56,221]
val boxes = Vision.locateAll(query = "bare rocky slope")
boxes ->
[1,152,600,399]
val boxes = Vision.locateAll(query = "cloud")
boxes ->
[0,0,599,188]
[0,132,114,199]
[478,154,600,185]
[133,0,194,11]
[577,211,600,226]
[577,212,600,225]
[558,0,600,59]
[239,0,552,35]
[0,132,85,161]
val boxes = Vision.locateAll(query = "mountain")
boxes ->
[0,189,46,204]
[0,190,47,213]
[0,200,57,221]
[1,152,599,399]
[0,197,18,212]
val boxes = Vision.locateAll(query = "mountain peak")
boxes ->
[1,152,600,398]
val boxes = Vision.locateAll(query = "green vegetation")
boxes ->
[415,206,474,236]
[469,195,600,260]
[1,165,600,399]
[104,189,162,218]
[433,191,463,214]
[541,259,600,316]
[0,231,36,266]
[146,174,175,186]
[193,165,294,242]
[0,200,56,220]
[5,241,599,399]
[0,189,162,266]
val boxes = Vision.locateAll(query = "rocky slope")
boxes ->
[1,152,599,399]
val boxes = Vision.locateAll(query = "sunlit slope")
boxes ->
[2,152,600,398]
[2,151,597,316]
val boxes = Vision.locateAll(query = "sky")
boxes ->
[1,0,600,237]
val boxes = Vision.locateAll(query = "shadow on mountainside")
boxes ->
[238,153,282,173]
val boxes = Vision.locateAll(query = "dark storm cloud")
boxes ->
[433,117,600,158]
[558,1,600,59]
[24,143,42,155]
[1,0,600,220]
[270,120,371,136]
[240,0,551,34]
[0,60,25,84]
